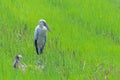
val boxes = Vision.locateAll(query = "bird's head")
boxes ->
[16,55,22,60]
[39,19,51,32]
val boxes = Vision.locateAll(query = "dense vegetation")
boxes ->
[0,0,120,79]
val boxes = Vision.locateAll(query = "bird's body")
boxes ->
[34,19,50,54]
[34,25,47,54]
[13,58,20,68]
[13,55,22,69]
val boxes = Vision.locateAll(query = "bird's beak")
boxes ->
[47,26,51,32]
[46,24,51,32]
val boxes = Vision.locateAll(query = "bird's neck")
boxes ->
[39,25,47,30]
[39,25,44,28]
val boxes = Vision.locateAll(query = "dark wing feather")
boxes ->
[34,40,39,55]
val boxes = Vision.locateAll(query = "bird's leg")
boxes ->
[40,48,43,54]
[40,42,46,54]
[39,53,45,64]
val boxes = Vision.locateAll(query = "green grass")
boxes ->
[0,0,120,80]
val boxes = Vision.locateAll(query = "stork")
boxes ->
[34,19,51,55]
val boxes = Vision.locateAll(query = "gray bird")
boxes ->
[34,19,51,55]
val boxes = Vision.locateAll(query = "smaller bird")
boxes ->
[34,19,51,55]
[13,55,27,71]
[13,55,22,69]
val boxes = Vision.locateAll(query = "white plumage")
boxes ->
[34,19,50,54]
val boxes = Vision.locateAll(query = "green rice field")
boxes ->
[0,0,120,79]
